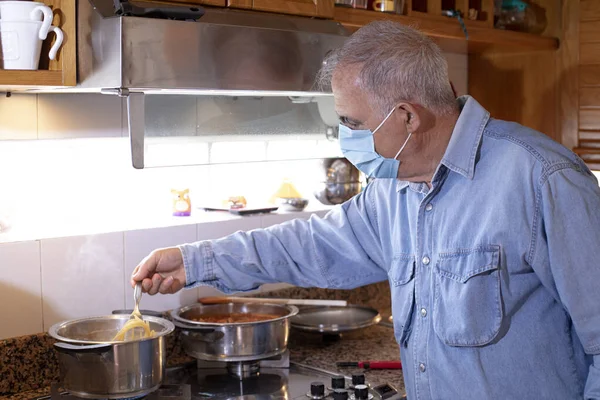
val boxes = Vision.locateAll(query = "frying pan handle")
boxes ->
[54,342,112,354]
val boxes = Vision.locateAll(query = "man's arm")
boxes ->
[179,182,388,294]
[531,166,600,399]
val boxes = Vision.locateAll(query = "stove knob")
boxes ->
[352,373,365,386]
[354,384,369,400]
[333,389,349,400]
[311,382,326,398]
[332,375,346,389]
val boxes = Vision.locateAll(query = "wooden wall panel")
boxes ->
[579,109,600,130]
[580,43,600,64]
[147,0,226,6]
[532,0,562,38]
[581,0,600,22]
[250,0,335,18]
[228,0,252,8]
[580,65,600,86]
[558,0,580,150]
[580,21,600,43]
[580,87,600,108]
[469,51,558,142]
[316,0,334,18]
[579,130,600,140]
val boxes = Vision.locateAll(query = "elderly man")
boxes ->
[132,21,600,399]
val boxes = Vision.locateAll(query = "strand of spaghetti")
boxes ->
[112,315,155,341]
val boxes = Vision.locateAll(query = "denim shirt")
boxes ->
[180,96,600,399]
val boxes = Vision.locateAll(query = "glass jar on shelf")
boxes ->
[368,0,405,14]
[335,0,368,9]
[495,0,547,34]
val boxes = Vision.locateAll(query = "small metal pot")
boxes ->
[171,303,298,362]
[49,315,174,399]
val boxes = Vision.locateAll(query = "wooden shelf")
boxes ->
[0,0,75,91]
[0,70,64,88]
[334,8,559,54]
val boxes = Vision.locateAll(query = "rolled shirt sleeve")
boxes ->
[178,182,388,294]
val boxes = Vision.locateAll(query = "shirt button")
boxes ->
[425,203,433,211]
[419,363,426,372]
[420,308,427,317]
[422,256,430,265]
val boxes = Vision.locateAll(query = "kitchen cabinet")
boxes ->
[335,0,565,151]
[468,0,563,144]
[0,0,76,89]
[228,0,335,19]
[153,0,227,6]
[406,0,495,28]
[570,0,600,168]
[334,7,558,52]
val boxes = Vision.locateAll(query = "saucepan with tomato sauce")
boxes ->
[170,303,298,362]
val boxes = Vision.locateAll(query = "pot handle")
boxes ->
[173,320,216,333]
[54,342,112,354]
[180,329,225,342]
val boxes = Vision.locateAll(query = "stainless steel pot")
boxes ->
[48,315,174,399]
[170,303,298,362]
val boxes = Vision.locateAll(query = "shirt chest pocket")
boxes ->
[433,245,502,347]
[388,254,415,345]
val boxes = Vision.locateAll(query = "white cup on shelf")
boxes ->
[0,20,63,70]
[0,1,53,39]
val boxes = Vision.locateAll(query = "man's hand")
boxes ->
[130,247,186,295]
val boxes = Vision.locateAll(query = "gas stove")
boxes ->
[35,351,406,400]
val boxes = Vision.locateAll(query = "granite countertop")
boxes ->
[5,323,403,400]
[289,323,404,391]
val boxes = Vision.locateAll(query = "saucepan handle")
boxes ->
[173,319,216,333]
[173,321,225,342]
[180,329,225,342]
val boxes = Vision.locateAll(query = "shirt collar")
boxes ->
[441,95,490,179]
[396,95,490,192]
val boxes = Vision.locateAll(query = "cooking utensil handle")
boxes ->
[172,320,216,333]
[336,361,402,369]
[198,296,348,307]
[362,361,402,369]
[54,342,112,354]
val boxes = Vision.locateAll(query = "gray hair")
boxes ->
[316,21,457,116]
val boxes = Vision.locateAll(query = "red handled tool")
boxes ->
[336,361,402,370]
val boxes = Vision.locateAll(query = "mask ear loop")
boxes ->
[394,130,413,160]
[372,107,397,134]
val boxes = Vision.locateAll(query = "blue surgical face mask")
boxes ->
[338,107,413,179]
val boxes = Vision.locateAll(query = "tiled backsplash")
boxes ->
[0,210,326,340]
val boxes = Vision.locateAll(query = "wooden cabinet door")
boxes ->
[229,0,334,18]
[154,0,227,6]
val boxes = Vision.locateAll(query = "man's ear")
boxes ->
[398,102,420,133]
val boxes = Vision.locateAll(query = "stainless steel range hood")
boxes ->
[31,1,349,169]
[73,0,348,96]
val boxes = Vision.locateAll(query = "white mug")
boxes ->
[0,20,63,70]
[0,1,53,40]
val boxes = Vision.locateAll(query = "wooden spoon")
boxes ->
[198,296,347,307]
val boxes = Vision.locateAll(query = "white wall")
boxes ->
[0,209,328,339]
